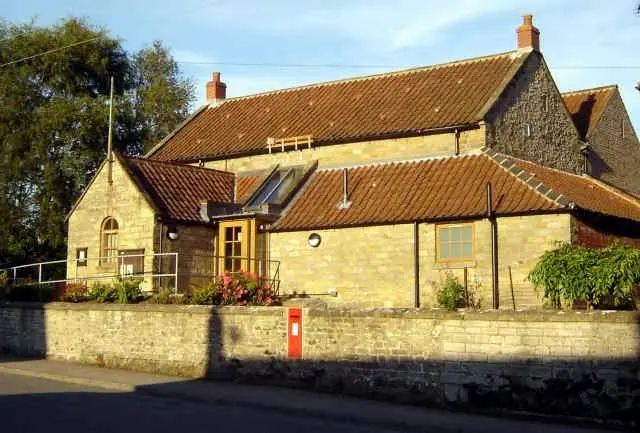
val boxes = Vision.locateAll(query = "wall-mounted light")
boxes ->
[308,233,321,248]
[167,225,179,241]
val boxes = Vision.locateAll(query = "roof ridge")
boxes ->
[582,175,640,210]
[316,151,484,172]
[128,155,234,177]
[217,50,521,104]
[561,84,618,96]
[506,154,591,180]
[482,149,571,208]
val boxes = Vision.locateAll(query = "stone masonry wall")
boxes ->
[0,303,638,424]
[485,52,582,174]
[269,213,570,309]
[67,159,156,291]
[203,128,485,173]
[269,225,415,308]
[153,223,218,293]
[587,89,640,193]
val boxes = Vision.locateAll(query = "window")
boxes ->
[118,249,144,276]
[542,95,549,113]
[523,123,532,137]
[101,217,119,263]
[621,119,625,139]
[437,224,474,262]
[76,248,88,266]
[224,225,243,272]
[217,220,252,274]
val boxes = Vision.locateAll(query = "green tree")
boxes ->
[132,41,195,153]
[0,18,194,267]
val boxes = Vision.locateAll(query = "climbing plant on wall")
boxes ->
[528,242,640,309]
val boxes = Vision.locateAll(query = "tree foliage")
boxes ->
[528,242,640,309]
[0,18,194,267]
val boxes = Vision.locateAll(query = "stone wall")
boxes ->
[485,52,582,174]
[67,159,156,291]
[203,128,485,173]
[0,303,638,424]
[588,89,640,193]
[269,213,570,309]
[155,223,217,292]
[269,224,415,308]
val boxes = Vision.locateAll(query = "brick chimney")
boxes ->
[206,72,227,103]
[516,14,540,51]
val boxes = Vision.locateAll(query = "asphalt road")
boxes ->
[0,372,402,433]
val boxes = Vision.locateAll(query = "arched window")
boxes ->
[101,217,119,263]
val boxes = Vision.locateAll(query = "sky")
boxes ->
[3,0,640,130]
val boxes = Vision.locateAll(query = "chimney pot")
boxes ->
[206,71,227,103]
[516,14,540,52]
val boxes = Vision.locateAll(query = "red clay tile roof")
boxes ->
[236,173,265,204]
[562,85,616,140]
[121,155,235,222]
[148,51,528,162]
[272,154,561,231]
[509,157,640,223]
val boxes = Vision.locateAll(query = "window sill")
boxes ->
[434,261,476,270]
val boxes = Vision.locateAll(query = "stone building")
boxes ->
[66,15,640,308]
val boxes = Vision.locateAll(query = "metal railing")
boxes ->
[1,253,179,292]
[170,254,280,295]
[1,253,280,295]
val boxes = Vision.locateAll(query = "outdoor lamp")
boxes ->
[167,226,179,241]
[307,233,321,248]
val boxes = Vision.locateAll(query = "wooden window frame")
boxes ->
[76,248,88,267]
[217,220,251,274]
[101,217,119,264]
[435,223,475,263]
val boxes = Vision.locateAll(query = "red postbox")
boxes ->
[288,308,302,359]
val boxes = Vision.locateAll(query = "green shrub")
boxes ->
[529,242,640,309]
[147,288,186,305]
[88,282,116,303]
[113,278,144,304]
[0,270,7,289]
[0,270,7,299]
[191,284,216,305]
[437,272,466,310]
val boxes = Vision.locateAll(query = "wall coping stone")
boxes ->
[1,302,637,323]
[0,302,285,317]
[306,308,639,323]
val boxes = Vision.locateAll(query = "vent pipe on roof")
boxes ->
[199,200,213,222]
[337,168,352,210]
[454,128,460,156]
